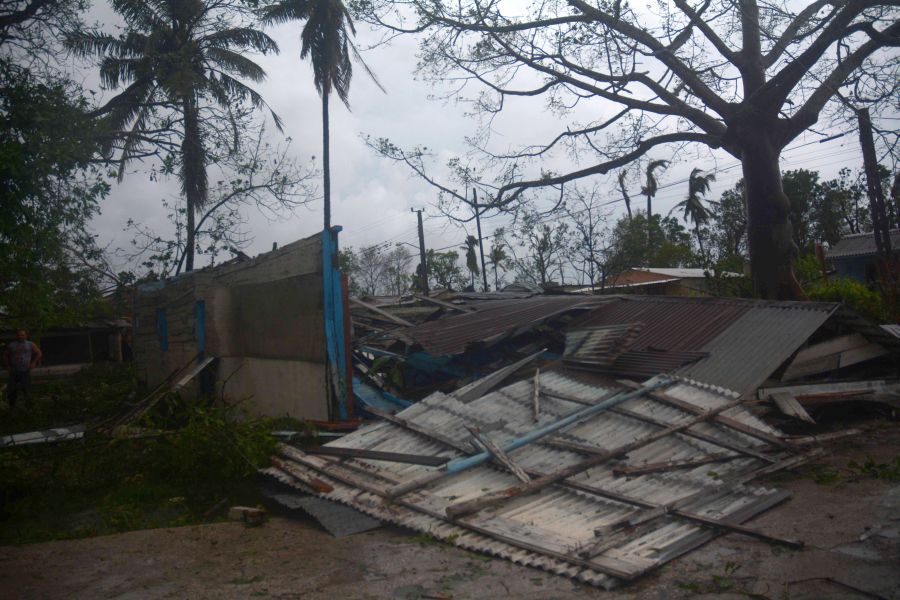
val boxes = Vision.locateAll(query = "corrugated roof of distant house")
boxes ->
[826,229,900,259]
[637,267,742,278]
[392,296,610,356]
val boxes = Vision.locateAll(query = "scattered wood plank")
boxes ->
[619,380,794,451]
[781,334,888,381]
[784,428,864,445]
[532,369,541,422]
[610,405,777,463]
[269,458,335,493]
[466,426,531,484]
[578,451,821,559]
[414,294,475,313]
[445,396,752,520]
[171,356,217,391]
[758,380,889,399]
[303,446,450,466]
[350,297,414,327]
[612,454,737,477]
[770,392,816,424]
[453,349,545,403]
[364,405,473,453]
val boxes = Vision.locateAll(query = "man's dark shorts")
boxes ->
[7,370,30,408]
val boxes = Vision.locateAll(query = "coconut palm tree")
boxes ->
[640,159,669,249]
[461,235,480,289]
[671,168,716,261]
[487,237,508,290]
[70,0,281,272]
[261,0,382,232]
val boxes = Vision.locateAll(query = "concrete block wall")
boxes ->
[133,233,332,421]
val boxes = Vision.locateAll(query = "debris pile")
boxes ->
[265,370,817,588]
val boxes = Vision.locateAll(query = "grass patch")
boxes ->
[0,365,277,545]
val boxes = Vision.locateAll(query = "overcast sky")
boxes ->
[81,2,869,277]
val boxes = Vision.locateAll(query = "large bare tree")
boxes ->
[359,0,899,298]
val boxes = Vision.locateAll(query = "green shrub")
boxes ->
[807,277,891,323]
[0,366,278,544]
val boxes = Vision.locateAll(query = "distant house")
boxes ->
[582,268,741,296]
[0,320,130,376]
[826,229,900,283]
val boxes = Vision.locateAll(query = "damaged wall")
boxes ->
[133,231,343,421]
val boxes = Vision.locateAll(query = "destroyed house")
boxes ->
[132,229,353,422]
[271,293,899,589]
[266,368,808,589]
[362,294,898,403]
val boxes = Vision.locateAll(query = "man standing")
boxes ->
[3,329,42,409]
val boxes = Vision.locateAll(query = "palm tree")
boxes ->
[671,168,716,261]
[461,235,480,289]
[487,238,508,290]
[617,171,632,220]
[261,0,382,232]
[70,0,281,272]
[640,159,669,248]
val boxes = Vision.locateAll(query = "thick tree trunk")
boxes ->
[322,92,331,232]
[741,134,798,299]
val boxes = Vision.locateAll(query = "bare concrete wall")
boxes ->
[133,232,331,420]
[217,356,329,421]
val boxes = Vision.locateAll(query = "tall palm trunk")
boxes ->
[322,91,331,231]
[181,95,206,273]
[694,223,705,264]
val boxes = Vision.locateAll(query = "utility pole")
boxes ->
[473,189,489,292]
[857,108,892,260]
[411,208,429,294]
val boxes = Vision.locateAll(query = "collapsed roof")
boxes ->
[371,295,896,398]
[266,370,809,589]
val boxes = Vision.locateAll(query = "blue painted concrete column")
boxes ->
[322,227,349,420]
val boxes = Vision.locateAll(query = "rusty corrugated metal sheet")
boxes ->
[563,323,644,368]
[394,296,610,356]
[569,297,840,393]
[573,296,752,352]
[267,372,791,589]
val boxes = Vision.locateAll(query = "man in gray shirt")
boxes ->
[3,330,42,409]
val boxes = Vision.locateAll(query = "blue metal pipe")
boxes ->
[445,378,671,474]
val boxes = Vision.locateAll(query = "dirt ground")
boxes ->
[2,419,899,600]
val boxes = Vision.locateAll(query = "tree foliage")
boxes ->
[0,60,109,329]
[358,0,899,298]
[69,0,282,272]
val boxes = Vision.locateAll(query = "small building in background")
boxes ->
[826,229,900,284]
[0,319,130,377]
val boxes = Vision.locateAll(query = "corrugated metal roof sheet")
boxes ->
[826,229,900,259]
[394,296,610,356]
[676,304,837,394]
[268,372,794,589]
[569,297,839,395]
[574,296,754,351]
